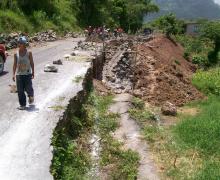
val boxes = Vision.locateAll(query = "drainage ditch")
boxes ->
[50,51,105,179]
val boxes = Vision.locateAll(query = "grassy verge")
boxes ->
[128,97,209,179]
[90,92,140,180]
[129,68,220,179]
[192,67,220,95]
[174,96,220,179]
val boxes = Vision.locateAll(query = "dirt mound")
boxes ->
[133,36,203,106]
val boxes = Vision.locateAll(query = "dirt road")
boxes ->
[0,38,92,180]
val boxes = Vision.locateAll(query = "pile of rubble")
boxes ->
[102,40,135,93]
[30,30,57,42]
[0,30,58,50]
[64,32,81,38]
[0,33,20,49]
[74,41,100,51]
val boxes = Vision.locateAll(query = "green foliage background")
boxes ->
[0,0,158,33]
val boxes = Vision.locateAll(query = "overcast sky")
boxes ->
[214,0,220,5]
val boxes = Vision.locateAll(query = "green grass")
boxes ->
[194,161,220,180]
[91,93,140,179]
[129,97,155,125]
[100,136,140,180]
[174,96,220,156]
[129,108,154,124]
[192,68,220,95]
[51,130,91,180]
[170,68,220,178]
[173,96,220,179]
[52,90,140,180]
[131,97,145,109]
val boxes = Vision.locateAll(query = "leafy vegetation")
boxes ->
[192,68,220,95]
[0,0,158,33]
[51,129,91,180]
[152,13,185,37]
[175,34,213,67]
[200,21,220,64]
[0,0,79,33]
[78,0,158,33]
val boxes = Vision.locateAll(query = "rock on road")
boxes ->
[0,38,92,180]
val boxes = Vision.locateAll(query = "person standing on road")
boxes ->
[13,36,35,110]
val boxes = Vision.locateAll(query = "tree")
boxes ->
[200,21,220,64]
[152,13,185,37]
[78,0,158,33]
[125,0,159,33]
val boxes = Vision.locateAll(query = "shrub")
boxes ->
[183,51,190,60]
[192,55,208,66]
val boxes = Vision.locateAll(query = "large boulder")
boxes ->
[161,101,177,116]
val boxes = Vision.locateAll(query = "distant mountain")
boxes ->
[145,0,220,21]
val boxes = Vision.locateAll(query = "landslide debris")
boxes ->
[102,38,136,94]
[102,35,203,107]
[133,35,203,106]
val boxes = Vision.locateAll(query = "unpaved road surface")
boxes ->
[0,38,91,180]
[110,94,160,180]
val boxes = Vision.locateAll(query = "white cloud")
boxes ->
[214,0,220,5]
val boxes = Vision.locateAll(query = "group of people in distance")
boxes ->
[85,26,124,40]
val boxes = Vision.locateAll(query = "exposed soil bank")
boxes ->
[133,35,204,106]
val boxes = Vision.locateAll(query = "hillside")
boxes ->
[145,0,220,21]
[0,0,158,34]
